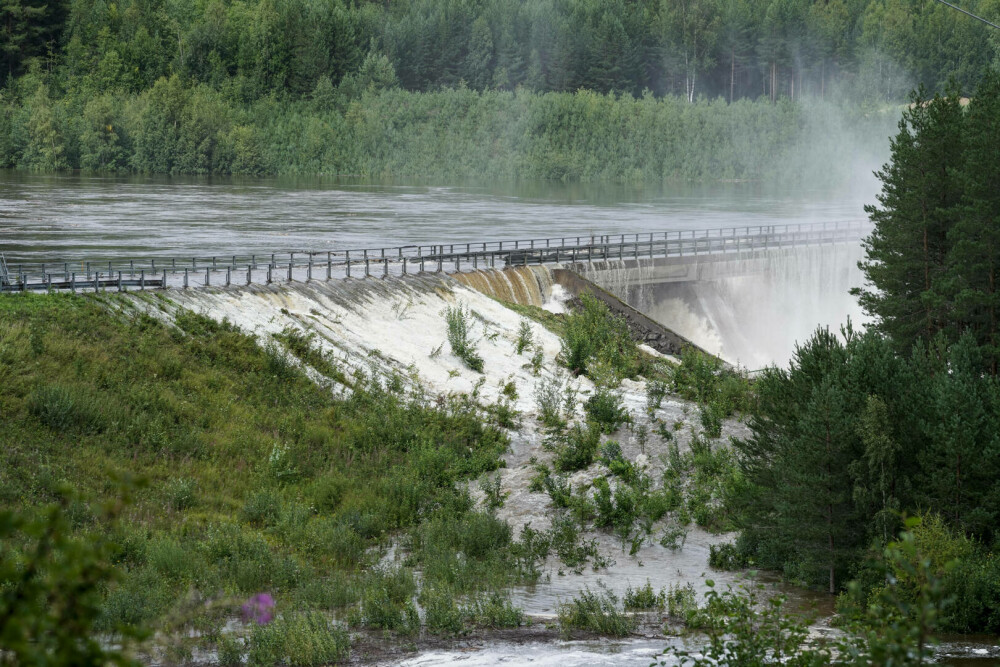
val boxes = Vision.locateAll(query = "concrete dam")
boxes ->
[6,221,869,368]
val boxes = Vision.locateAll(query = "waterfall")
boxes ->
[452,267,551,307]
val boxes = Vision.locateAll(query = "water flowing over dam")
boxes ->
[571,242,867,369]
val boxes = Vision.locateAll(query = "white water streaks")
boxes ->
[131,273,755,609]
[582,243,867,369]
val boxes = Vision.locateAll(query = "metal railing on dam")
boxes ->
[0,220,869,293]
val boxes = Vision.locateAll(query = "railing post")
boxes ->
[184,268,189,289]
[71,273,76,292]
[403,257,408,274]
[162,269,167,289]
[141,270,146,290]
[365,258,370,277]
[247,265,252,286]
[346,250,351,278]
[118,271,122,292]
[206,267,210,286]
[287,262,293,282]
[327,252,332,280]
[383,258,388,277]
[226,267,231,287]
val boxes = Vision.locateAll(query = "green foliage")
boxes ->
[445,304,484,372]
[552,422,602,472]
[0,294,516,645]
[623,580,665,610]
[583,385,630,434]
[662,579,829,666]
[557,586,636,638]
[515,320,533,355]
[560,293,638,382]
[534,373,568,430]
[479,472,507,511]
[419,586,465,636]
[247,612,350,666]
[464,592,524,629]
[273,327,344,382]
[669,347,752,419]
[0,485,143,666]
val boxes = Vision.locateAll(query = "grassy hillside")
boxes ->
[0,292,539,662]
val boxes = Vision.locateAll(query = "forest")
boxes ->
[1,0,995,177]
[723,70,1000,634]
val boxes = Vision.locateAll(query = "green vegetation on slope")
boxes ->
[0,293,546,660]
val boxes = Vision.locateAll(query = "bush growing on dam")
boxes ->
[560,293,639,383]
[445,304,484,372]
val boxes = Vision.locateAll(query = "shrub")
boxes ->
[465,592,525,628]
[646,379,668,414]
[553,422,602,472]
[241,492,281,528]
[560,293,638,381]
[217,635,243,666]
[247,612,350,666]
[420,586,465,635]
[584,386,630,433]
[624,580,665,610]
[479,473,507,511]
[445,304,484,372]
[166,477,197,511]
[557,586,636,637]
[515,320,533,355]
[665,583,698,621]
[534,374,566,429]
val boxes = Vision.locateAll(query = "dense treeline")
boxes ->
[4,0,999,104]
[0,79,894,181]
[729,68,1000,633]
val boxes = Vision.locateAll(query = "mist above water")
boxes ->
[637,244,869,369]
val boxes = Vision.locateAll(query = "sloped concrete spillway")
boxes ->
[572,242,868,369]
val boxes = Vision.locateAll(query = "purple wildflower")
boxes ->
[241,593,275,625]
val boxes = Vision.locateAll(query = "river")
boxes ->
[0,172,872,264]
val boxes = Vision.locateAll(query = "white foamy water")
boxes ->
[399,639,680,666]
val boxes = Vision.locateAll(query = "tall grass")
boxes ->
[0,293,519,652]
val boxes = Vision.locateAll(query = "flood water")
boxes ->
[0,171,873,264]
[5,171,997,664]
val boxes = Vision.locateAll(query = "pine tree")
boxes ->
[735,327,870,593]
[947,69,1000,374]
[855,85,965,355]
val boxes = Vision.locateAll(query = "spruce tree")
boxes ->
[947,69,1000,374]
[735,327,869,593]
[855,86,965,355]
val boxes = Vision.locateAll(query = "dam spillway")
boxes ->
[571,242,867,368]
[10,220,870,368]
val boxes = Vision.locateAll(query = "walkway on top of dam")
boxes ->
[0,220,869,293]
